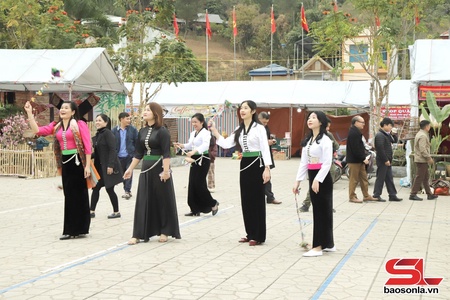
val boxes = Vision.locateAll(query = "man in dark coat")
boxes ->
[112,112,138,199]
[346,116,382,203]
[373,117,402,201]
[258,112,281,204]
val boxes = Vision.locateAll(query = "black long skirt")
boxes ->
[240,157,266,242]
[132,159,181,240]
[187,155,217,214]
[308,169,334,249]
[61,153,90,236]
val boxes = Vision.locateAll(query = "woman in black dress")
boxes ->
[209,100,272,246]
[293,111,334,257]
[174,113,219,216]
[90,114,123,219]
[124,103,181,244]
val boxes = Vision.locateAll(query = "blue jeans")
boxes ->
[119,156,133,193]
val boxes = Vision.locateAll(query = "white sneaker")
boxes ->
[323,246,336,252]
[303,249,323,257]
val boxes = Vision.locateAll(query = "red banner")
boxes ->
[419,85,450,101]
[380,106,411,120]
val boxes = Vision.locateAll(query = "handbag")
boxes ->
[86,160,101,189]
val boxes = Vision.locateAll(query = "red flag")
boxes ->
[375,16,380,27]
[415,6,420,25]
[232,7,238,37]
[206,12,212,39]
[301,6,309,32]
[271,7,276,34]
[333,0,338,13]
[173,14,179,37]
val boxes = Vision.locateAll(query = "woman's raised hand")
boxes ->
[24,101,33,115]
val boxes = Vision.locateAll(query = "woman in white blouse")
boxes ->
[209,100,272,246]
[293,111,335,257]
[174,113,219,217]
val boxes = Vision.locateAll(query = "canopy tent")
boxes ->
[409,39,450,117]
[341,80,412,107]
[410,39,450,84]
[127,80,411,108]
[127,80,411,157]
[0,48,127,95]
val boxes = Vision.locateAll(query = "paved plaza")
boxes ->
[0,157,448,299]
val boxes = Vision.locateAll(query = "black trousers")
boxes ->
[308,170,334,249]
[90,178,119,212]
[373,161,397,197]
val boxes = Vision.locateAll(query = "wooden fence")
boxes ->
[0,144,57,178]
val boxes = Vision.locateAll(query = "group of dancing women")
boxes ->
[24,99,334,254]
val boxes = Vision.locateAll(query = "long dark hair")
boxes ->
[233,100,260,151]
[301,111,328,147]
[58,101,80,129]
[192,113,207,130]
[96,113,111,130]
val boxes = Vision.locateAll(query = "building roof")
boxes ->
[175,13,224,24]
[249,64,293,76]
[299,55,333,72]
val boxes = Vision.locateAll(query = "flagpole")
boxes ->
[301,7,304,80]
[233,6,236,80]
[270,5,273,80]
[206,9,209,82]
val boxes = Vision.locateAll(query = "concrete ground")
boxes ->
[0,157,448,299]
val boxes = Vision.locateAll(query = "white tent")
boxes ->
[0,48,127,94]
[409,39,450,117]
[127,80,411,107]
[410,39,450,83]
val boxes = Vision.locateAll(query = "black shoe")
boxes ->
[185,212,200,216]
[299,204,309,212]
[212,201,219,216]
[409,195,423,201]
[90,212,95,218]
[389,196,403,202]
[59,235,72,240]
[427,194,438,200]
[373,196,387,202]
[108,212,121,219]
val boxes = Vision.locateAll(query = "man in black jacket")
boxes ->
[373,117,402,201]
[258,112,282,204]
[346,116,382,203]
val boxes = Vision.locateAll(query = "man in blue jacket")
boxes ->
[112,112,138,199]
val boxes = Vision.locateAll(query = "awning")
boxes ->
[0,48,127,94]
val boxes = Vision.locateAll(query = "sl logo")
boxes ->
[385,258,443,286]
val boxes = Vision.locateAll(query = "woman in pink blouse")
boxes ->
[25,101,92,240]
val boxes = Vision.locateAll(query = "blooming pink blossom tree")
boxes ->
[0,114,29,149]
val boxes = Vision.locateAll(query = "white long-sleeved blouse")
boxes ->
[296,134,332,183]
[183,128,211,154]
[216,122,272,167]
